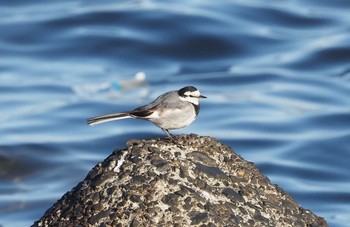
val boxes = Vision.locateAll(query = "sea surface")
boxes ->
[1,0,350,226]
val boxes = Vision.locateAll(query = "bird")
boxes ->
[87,86,206,139]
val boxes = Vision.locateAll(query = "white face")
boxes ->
[180,90,201,105]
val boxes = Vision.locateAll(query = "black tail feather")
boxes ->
[87,112,130,125]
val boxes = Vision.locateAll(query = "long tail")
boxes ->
[87,112,131,126]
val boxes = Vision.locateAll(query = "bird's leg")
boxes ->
[161,128,184,147]
[161,128,174,140]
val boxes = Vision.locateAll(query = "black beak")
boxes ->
[199,95,207,99]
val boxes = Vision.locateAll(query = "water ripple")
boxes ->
[1,1,350,226]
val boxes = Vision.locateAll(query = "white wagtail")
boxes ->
[87,86,206,139]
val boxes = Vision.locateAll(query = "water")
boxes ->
[1,0,350,226]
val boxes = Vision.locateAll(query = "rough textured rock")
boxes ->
[33,134,327,227]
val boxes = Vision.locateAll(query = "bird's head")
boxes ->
[178,86,207,105]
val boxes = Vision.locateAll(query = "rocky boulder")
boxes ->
[33,134,327,226]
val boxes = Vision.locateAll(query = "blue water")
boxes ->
[1,0,350,226]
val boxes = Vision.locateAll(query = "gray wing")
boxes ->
[130,91,177,118]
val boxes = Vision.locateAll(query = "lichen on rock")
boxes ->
[33,134,327,227]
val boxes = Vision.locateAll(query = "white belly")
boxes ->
[147,106,196,130]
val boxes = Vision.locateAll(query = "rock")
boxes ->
[33,134,327,227]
